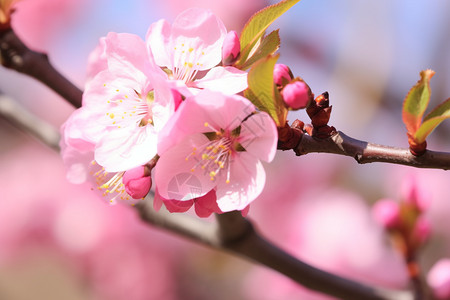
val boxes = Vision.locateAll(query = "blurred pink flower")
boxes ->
[428,259,450,300]
[146,8,247,96]
[155,90,277,212]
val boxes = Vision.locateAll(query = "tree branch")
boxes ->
[0,29,83,108]
[295,131,450,170]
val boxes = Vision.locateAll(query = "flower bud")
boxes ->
[222,31,240,65]
[273,64,294,86]
[372,199,401,229]
[401,175,431,212]
[281,80,312,110]
[123,166,152,199]
[427,259,450,299]
[412,217,431,245]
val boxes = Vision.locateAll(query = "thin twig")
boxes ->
[295,131,450,170]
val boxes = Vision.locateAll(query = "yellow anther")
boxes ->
[204,122,209,127]
[190,168,195,172]
[226,179,230,184]
[109,113,115,119]
[202,153,209,160]
[116,89,119,92]
[189,47,194,52]
[188,62,193,68]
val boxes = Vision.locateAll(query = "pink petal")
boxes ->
[158,91,255,154]
[238,112,278,162]
[170,8,227,70]
[163,199,194,213]
[192,66,248,95]
[104,32,152,82]
[215,152,266,212]
[194,190,221,218]
[95,126,158,172]
[155,133,216,200]
[146,19,173,69]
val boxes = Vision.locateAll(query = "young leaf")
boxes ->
[246,54,286,126]
[237,30,280,70]
[238,0,301,64]
[414,98,450,143]
[402,69,435,135]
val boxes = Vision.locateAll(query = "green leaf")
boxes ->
[238,0,301,64]
[402,69,435,135]
[237,30,280,70]
[414,98,450,143]
[246,54,286,126]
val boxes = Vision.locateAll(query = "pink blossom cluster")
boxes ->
[61,8,278,217]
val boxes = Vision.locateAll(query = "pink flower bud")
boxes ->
[401,175,432,212]
[412,217,432,245]
[273,64,293,86]
[372,199,401,229]
[281,80,312,110]
[222,31,240,65]
[427,259,450,299]
[123,166,152,199]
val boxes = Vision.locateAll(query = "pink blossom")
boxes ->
[155,90,277,212]
[61,32,181,203]
[62,31,179,174]
[146,8,248,95]
[428,259,450,300]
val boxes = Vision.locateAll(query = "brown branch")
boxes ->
[295,131,450,170]
[0,29,82,108]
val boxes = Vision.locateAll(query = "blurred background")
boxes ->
[1,0,450,299]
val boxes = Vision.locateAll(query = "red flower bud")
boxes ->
[123,166,152,199]
[222,31,240,66]
[273,64,293,86]
[281,80,312,110]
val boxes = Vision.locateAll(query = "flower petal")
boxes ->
[95,126,158,172]
[170,8,227,70]
[104,32,151,82]
[238,112,278,162]
[155,133,216,200]
[158,91,255,154]
[192,66,248,95]
[146,19,173,69]
[215,152,266,212]
[194,189,221,218]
